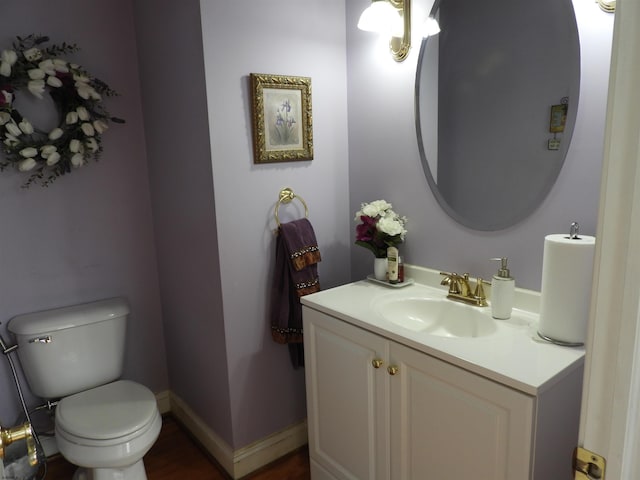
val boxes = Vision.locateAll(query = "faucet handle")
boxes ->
[473,278,489,306]
[439,272,462,294]
[474,277,486,299]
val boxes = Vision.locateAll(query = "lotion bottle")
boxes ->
[387,247,399,284]
[491,257,514,319]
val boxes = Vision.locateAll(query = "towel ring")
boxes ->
[275,187,309,226]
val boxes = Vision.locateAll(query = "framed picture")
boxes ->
[250,73,313,163]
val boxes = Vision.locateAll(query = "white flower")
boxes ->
[47,76,62,88]
[356,200,393,220]
[85,138,98,153]
[23,48,42,62]
[0,49,17,77]
[77,84,101,101]
[0,112,10,125]
[377,216,404,237]
[52,59,69,73]
[4,134,19,147]
[18,120,34,135]
[38,59,56,76]
[5,122,22,137]
[81,122,95,136]
[28,68,45,80]
[73,73,90,84]
[0,62,11,77]
[48,128,64,140]
[19,147,38,158]
[93,120,108,134]
[46,152,61,166]
[76,106,89,121]
[69,139,81,153]
[18,158,37,172]
[28,79,46,99]
[40,145,57,157]
[70,153,84,167]
[76,84,92,100]
[66,111,78,125]
[1,49,17,64]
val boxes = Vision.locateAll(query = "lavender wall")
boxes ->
[199,0,351,449]
[135,0,351,450]
[347,0,614,291]
[0,0,168,424]
[132,0,233,445]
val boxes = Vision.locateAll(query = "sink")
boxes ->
[373,296,497,338]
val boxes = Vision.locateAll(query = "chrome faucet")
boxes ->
[439,272,488,307]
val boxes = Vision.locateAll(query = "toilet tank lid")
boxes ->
[8,297,129,336]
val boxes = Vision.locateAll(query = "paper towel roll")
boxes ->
[538,233,596,345]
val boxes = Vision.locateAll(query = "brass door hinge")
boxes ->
[574,446,606,479]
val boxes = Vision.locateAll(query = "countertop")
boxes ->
[301,265,585,396]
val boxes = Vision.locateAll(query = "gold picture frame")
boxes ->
[250,73,313,163]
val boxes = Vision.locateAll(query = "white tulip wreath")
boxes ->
[0,34,123,188]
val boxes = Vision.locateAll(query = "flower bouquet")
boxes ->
[354,200,407,258]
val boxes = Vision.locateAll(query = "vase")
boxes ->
[373,257,387,281]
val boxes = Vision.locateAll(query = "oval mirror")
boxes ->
[416,0,580,231]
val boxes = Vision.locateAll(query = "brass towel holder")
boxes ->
[275,187,309,227]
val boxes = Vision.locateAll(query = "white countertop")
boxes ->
[301,265,585,396]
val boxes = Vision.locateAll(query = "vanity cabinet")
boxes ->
[303,306,581,480]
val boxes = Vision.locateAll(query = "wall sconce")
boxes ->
[358,0,412,62]
[358,0,440,62]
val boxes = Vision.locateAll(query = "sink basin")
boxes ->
[373,296,497,338]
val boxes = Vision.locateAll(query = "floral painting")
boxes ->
[250,73,313,163]
[263,89,302,149]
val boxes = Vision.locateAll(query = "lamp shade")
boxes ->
[421,16,441,37]
[357,1,403,36]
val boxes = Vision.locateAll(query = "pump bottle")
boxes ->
[491,257,515,319]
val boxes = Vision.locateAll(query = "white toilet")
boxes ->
[8,297,161,480]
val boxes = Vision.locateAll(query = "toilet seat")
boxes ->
[56,380,158,446]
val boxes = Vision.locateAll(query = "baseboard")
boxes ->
[155,389,171,415]
[169,391,308,479]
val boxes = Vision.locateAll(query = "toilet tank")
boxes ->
[8,297,129,399]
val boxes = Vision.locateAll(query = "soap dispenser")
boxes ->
[491,257,515,319]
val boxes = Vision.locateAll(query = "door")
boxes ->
[579,1,640,478]
[389,342,534,479]
[303,307,390,480]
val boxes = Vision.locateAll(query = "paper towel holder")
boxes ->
[567,221,581,240]
[537,221,590,347]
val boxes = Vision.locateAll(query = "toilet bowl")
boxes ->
[8,298,161,480]
[55,380,161,480]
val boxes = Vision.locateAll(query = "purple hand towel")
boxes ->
[270,218,321,368]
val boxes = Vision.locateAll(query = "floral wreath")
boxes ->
[0,35,123,188]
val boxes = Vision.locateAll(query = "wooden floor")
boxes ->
[43,416,311,480]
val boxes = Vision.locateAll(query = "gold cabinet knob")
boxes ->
[372,358,384,369]
[387,365,399,376]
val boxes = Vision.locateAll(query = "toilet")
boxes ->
[8,298,161,480]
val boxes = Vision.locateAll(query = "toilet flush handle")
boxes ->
[28,336,51,344]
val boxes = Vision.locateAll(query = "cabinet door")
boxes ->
[389,342,535,480]
[303,307,390,480]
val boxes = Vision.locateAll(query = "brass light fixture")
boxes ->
[358,0,440,62]
[358,0,412,62]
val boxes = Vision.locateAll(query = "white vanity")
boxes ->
[301,265,585,480]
